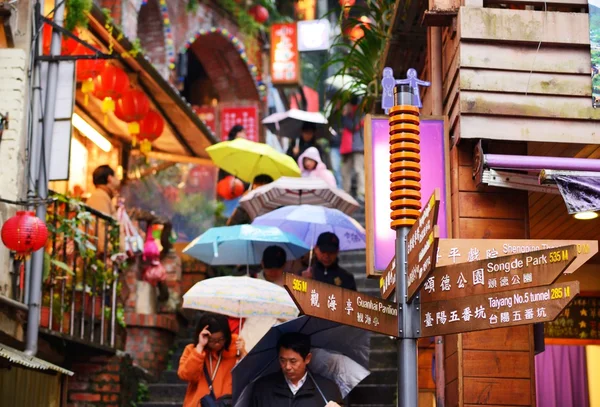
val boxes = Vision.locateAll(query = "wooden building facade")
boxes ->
[384,0,600,405]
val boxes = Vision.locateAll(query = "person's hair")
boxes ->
[301,122,317,132]
[193,312,232,350]
[350,95,359,106]
[253,174,273,186]
[262,245,287,269]
[92,165,115,187]
[277,332,311,360]
[228,124,245,141]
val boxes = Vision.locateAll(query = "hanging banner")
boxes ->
[554,174,600,214]
[270,23,300,85]
[220,105,259,142]
[192,105,217,135]
[590,0,599,107]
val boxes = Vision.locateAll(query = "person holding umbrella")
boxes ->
[178,312,247,407]
[302,232,357,291]
[287,122,325,163]
[249,332,343,407]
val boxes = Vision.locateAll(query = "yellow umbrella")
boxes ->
[206,138,301,183]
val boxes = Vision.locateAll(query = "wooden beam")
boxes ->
[460,69,592,96]
[144,151,213,165]
[460,115,600,144]
[459,7,590,46]
[485,0,588,6]
[460,42,591,74]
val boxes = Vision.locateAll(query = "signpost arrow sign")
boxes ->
[420,281,580,337]
[380,257,396,300]
[420,245,578,303]
[284,273,399,337]
[405,189,441,303]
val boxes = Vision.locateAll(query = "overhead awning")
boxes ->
[73,5,218,160]
[0,344,73,376]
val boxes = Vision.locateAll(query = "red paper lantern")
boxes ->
[1,211,49,259]
[138,110,164,153]
[75,43,106,106]
[249,5,269,24]
[217,176,245,200]
[339,0,355,16]
[115,89,150,143]
[93,65,130,125]
[42,26,81,56]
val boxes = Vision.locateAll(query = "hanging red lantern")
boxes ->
[75,43,105,106]
[1,211,49,259]
[93,65,130,126]
[138,110,164,154]
[249,5,269,24]
[42,26,81,56]
[115,89,150,145]
[347,16,371,42]
[217,176,245,200]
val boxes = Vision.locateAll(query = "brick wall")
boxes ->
[68,353,138,407]
[0,49,28,298]
[125,313,178,377]
[137,0,168,79]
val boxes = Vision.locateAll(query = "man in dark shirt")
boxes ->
[302,232,357,291]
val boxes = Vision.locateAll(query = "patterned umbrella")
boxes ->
[182,276,298,320]
[252,205,366,251]
[239,176,359,219]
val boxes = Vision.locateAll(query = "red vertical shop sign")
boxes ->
[192,105,217,134]
[220,105,259,142]
[270,23,300,85]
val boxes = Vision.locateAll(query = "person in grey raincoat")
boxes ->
[249,332,343,407]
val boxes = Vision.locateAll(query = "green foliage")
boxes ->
[322,0,396,120]
[136,381,149,403]
[65,0,92,31]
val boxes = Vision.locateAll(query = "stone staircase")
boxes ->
[140,203,398,407]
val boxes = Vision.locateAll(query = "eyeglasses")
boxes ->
[208,337,226,344]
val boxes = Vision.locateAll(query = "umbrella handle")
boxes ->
[308,371,328,404]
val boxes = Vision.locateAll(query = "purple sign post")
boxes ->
[364,115,449,277]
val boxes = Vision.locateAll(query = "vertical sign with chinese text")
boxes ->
[219,105,259,142]
[284,274,398,337]
[270,23,300,86]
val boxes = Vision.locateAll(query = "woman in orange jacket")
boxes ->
[178,313,247,407]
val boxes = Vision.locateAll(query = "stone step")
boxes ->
[361,367,398,385]
[338,250,366,262]
[148,383,187,401]
[160,369,180,384]
[370,349,398,369]
[348,384,396,405]
[138,403,182,407]
[371,335,397,352]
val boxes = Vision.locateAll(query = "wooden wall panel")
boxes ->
[463,378,532,405]
[462,326,531,351]
[462,350,531,378]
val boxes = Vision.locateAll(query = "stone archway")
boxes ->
[136,0,169,78]
[180,28,266,103]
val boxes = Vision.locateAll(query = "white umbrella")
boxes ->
[182,276,299,320]
[325,75,367,91]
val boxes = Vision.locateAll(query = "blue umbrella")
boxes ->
[182,224,310,266]
[252,204,366,251]
[232,316,371,406]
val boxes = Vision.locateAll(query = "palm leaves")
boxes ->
[322,0,396,120]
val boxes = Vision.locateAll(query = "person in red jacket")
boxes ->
[178,313,246,407]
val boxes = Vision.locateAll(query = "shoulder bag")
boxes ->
[199,360,232,407]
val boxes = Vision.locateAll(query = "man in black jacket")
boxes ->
[250,333,343,407]
[302,232,357,291]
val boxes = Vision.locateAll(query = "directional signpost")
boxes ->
[406,190,440,302]
[380,257,396,300]
[284,274,399,337]
[420,281,580,337]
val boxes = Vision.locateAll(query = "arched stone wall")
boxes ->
[137,0,168,78]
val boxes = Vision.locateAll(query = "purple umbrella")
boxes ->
[251,205,366,252]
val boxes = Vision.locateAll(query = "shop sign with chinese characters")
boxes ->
[420,281,580,337]
[219,105,258,142]
[420,245,578,303]
[406,190,440,302]
[284,274,398,337]
[270,23,300,85]
[434,239,597,275]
